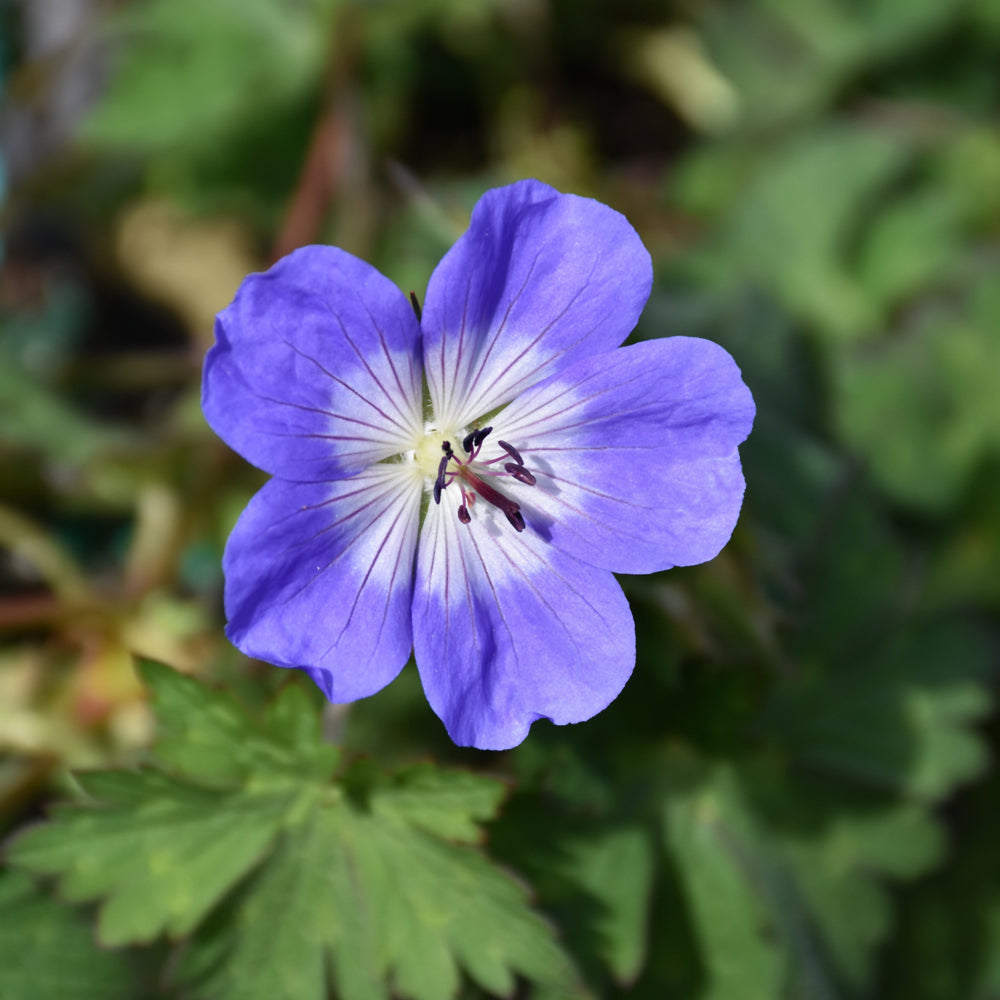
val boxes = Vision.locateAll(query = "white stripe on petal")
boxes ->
[482,339,754,574]
[421,182,652,431]
[412,499,635,750]
[205,246,424,481]
[224,464,422,701]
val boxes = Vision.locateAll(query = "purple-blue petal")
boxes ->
[223,469,421,701]
[490,337,755,573]
[420,180,653,429]
[411,501,636,750]
[203,246,423,482]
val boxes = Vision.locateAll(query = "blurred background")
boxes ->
[2,0,1000,997]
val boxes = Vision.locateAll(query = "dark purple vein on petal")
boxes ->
[464,526,519,670]
[276,483,405,556]
[322,489,418,657]
[275,477,415,607]
[499,533,617,636]
[452,514,482,660]
[282,339,413,438]
[330,311,421,432]
[454,252,538,417]
[461,257,598,416]
[356,299,423,428]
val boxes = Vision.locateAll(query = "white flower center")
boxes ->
[413,423,464,480]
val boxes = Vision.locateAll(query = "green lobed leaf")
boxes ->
[756,474,995,802]
[484,791,659,990]
[350,810,579,1000]
[722,125,910,341]
[0,871,140,1000]
[783,804,944,990]
[175,785,581,1000]
[659,759,952,1000]
[874,750,1000,999]
[766,621,993,801]
[7,664,574,1000]
[174,809,348,1000]
[557,826,656,986]
[367,761,509,843]
[662,771,787,1000]
[7,769,304,946]
[833,274,1000,511]
[137,659,340,785]
[856,188,964,313]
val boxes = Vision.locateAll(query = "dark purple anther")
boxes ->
[453,462,525,533]
[433,452,450,504]
[504,463,536,486]
[458,505,471,524]
[497,440,523,465]
[473,426,493,448]
[462,431,476,454]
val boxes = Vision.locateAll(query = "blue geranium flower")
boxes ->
[202,180,754,749]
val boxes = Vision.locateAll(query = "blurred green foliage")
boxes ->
[2,0,1000,998]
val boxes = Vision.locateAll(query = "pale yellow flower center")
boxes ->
[413,424,464,481]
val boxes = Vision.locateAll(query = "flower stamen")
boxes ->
[504,463,536,486]
[433,436,532,533]
[432,450,450,504]
[462,425,493,455]
[497,439,523,465]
